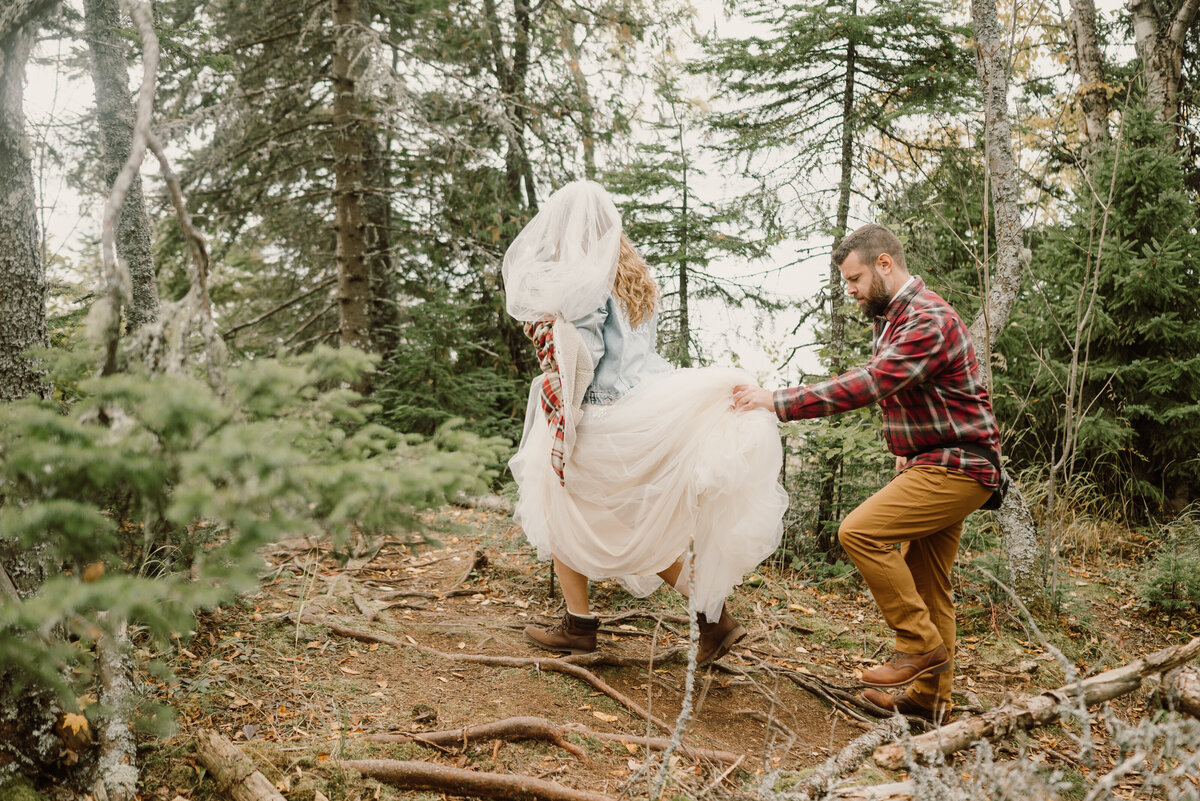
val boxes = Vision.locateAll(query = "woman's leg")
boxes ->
[554,556,591,614]
[656,558,685,593]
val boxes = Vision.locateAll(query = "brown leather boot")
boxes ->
[860,644,950,687]
[860,688,953,725]
[696,605,747,666]
[524,611,599,654]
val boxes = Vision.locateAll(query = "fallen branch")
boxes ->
[873,635,1200,769]
[299,612,674,732]
[774,718,907,800]
[339,759,616,801]
[193,729,286,801]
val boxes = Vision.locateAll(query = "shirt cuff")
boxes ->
[772,388,791,421]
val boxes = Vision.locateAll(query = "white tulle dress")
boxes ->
[509,364,789,622]
[503,180,788,622]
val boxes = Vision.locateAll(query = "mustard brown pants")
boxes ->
[838,465,991,709]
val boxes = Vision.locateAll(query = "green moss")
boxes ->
[0,777,48,801]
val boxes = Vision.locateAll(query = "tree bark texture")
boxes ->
[340,759,617,801]
[84,0,159,333]
[969,0,1037,595]
[1127,0,1199,134]
[193,729,286,801]
[0,1,55,401]
[1066,0,1111,148]
[332,0,371,351]
[95,621,137,801]
[872,635,1200,769]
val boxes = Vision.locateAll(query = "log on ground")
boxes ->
[873,635,1200,769]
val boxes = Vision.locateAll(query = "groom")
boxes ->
[733,223,1001,724]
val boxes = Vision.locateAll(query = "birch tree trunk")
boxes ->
[1066,0,1111,149]
[333,0,371,351]
[1127,0,1199,138]
[84,0,159,333]
[970,0,1037,594]
[0,0,57,402]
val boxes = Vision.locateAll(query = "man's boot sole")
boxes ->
[860,658,951,688]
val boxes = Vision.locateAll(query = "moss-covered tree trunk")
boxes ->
[0,0,55,402]
[84,0,159,333]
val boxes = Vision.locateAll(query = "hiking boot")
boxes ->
[860,688,954,725]
[697,605,747,666]
[860,644,950,688]
[524,611,599,654]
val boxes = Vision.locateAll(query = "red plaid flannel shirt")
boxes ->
[773,277,1001,488]
[523,320,567,486]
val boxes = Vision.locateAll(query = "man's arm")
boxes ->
[737,315,948,421]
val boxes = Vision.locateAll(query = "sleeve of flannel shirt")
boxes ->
[773,313,950,421]
[570,302,608,371]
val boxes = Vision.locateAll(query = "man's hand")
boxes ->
[732,384,774,413]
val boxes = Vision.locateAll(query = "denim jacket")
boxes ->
[572,295,671,405]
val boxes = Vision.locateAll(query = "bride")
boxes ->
[504,180,787,665]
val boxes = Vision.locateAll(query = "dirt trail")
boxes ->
[144,505,1189,800]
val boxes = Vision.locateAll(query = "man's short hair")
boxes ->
[832,224,906,270]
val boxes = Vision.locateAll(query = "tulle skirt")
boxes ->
[509,366,788,622]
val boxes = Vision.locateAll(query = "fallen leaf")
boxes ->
[306,641,324,650]
[592,711,619,723]
[339,666,361,675]
[623,742,639,754]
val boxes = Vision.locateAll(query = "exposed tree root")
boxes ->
[873,635,1200,769]
[298,612,674,732]
[363,715,748,765]
[366,716,587,758]
[339,758,617,801]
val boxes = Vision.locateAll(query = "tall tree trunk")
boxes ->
[1127,0,1199,138]
[333,0,370,351]
[0,0,57,402]
[676,118,691,368]
[484,0,536,213]
[1066,0,1111,149]
[813,3,857,559]
[364,128,399,355]
[970,0,1038,595]
[84,0,159,333]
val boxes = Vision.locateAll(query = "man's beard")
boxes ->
[858,269,891,318]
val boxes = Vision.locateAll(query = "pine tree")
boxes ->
[0,344,504,783]
[1000,107,1200,516]
[695,0,975,557]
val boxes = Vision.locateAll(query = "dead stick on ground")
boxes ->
[193,729,286,801]
[774,718,907,800]
[339,759,617,801]
[299,612,673,732]
[873,635,1200,769]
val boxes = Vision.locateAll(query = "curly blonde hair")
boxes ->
[612,234,659,328]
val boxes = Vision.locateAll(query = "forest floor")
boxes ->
[137,503,1196,801]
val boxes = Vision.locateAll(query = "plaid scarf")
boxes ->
[523,320,567,486]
